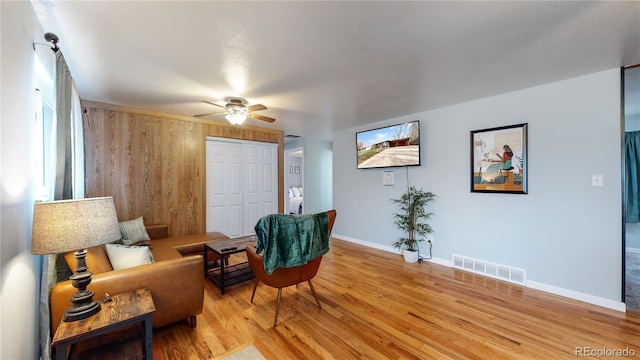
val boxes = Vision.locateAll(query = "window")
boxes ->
[34,54,55,201]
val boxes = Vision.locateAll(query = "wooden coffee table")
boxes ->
[52,288,155,360]
[204,235,257,294]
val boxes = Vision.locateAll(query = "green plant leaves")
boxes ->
[391,186,436,251]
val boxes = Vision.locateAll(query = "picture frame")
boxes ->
[470,123,527,194]
[289,166,293,174]
[295,166,300,174]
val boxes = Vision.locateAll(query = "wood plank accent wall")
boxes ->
[82,101,284,236]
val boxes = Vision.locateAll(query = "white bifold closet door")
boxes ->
[206,137,278,238]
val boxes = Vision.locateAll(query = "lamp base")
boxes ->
[63,297,101,322]
[63,249,102,322]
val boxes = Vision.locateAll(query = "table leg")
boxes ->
[220,253,226,295]
[142,316,153,359]
[204,247,209,277]
[55,342,68,360]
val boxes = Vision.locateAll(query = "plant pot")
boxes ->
[403,249,419,263]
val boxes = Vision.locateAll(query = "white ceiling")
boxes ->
[32,1,640,141]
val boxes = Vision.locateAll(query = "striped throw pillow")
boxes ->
[118,217,150,246]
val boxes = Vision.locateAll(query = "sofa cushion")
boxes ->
[105,243,154,270]
[119,217,151,245]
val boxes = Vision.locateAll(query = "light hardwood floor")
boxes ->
[75,239,640,359]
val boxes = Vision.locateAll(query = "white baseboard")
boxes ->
[332,233,626,312]
[332,234,398,254]
[421,256,452,267]
[527,281,626,312]
[332,234,451,265]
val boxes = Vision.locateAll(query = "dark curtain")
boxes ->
[626,131,640,222]
[54,51,74,200]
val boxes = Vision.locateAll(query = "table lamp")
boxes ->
[31,197,121,321]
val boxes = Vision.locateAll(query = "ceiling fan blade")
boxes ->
[202,100,226,109]
[246,104,267,112]
[194,111,224,118]
[249,113,276,123]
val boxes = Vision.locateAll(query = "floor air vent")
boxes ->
[452,254,526,285]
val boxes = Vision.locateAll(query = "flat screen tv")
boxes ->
[356,120,421,169]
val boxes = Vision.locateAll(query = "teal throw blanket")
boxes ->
[254,212,330,275]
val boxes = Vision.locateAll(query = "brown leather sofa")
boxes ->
[49,225,229,334]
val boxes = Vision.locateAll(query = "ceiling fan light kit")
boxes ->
[195,98,275,125]
[225,111,247,125]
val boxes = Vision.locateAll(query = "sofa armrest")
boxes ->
[50,255,204,333]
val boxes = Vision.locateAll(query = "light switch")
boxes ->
[383,171,394,186]
[592,175,603,187]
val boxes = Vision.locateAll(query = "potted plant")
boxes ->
[513,155,524,185]
[391,186,436,263]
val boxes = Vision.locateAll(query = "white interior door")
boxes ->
[207,138,278,237]
[243,143,278,235]
[206,140,243,237]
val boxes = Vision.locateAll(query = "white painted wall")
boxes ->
[285,138,333,214]
[626,116,640,132]
[287,156,303,187]
[1,1,47,359]
[333,69,622,304]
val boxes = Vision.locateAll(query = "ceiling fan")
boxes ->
[194,98,275,125]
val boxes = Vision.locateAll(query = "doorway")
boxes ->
[285,147,304,214]
[624,64,640,310]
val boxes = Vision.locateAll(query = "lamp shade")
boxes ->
[31,197,121,255]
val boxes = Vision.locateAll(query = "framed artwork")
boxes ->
[470,123,527,194]
[289,166,293,174]
[295,166,300,174]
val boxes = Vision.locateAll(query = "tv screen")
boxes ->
[356,120,421,169]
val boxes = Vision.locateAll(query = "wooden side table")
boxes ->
[52,288,155,360]
[204,235,256,294]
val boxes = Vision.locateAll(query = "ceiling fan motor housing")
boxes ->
[226,99,247,114]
